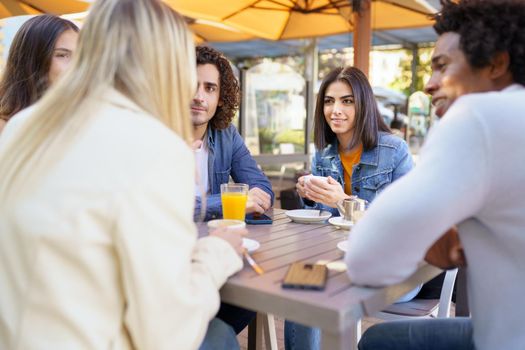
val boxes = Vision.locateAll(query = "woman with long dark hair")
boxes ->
[286,66,415,350]
[0,14,79,132]
[296,66,413,213]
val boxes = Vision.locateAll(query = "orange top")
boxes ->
[339,144,363,195]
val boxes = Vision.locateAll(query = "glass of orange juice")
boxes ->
[221,183,249,221]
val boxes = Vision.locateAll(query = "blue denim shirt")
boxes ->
[194,125,274,221]
[305,132,413,216]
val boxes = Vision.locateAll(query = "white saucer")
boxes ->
[285,209,332,223]
[337,241,348,252]
[243,238,260,252]
[328,217,353,230]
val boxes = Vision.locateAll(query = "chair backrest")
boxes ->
[436,268,458,317]
[380,268,458,318]
[280,188,302,210]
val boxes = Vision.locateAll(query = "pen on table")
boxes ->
[243,250,264,275]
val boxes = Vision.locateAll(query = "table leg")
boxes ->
[262,313,278,350]
[321,319,361,350]
[247,317,257,350]
[247,312,278,350]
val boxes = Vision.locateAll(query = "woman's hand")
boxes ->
[209,227,246,256]
[304,176,349,208]
[296,175,309,198]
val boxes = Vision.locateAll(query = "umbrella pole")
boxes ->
[305,38,318,166]
[352,0,372,76]
[410,45,419,95]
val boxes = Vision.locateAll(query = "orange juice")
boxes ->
[221,192,248,220]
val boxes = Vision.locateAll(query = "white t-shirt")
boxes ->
[194,143,209,197]
[346,84,525,350]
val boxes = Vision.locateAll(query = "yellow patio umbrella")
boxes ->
[44,7,253,44]
[166,0,436,41]
[0,0,88,18]
[187,17,254,43]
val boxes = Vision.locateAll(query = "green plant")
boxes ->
[275,129,305,153]
[389,47,433,96]
[258,127,276,153]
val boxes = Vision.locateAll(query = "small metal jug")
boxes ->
[336,196,367,222]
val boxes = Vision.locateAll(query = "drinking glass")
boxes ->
[221,183,249,220]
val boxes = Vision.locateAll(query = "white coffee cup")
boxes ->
[304,175,329,185]
[207,219,246,231]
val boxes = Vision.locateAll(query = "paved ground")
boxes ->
[237,305,456,350]
[236,315,386,350]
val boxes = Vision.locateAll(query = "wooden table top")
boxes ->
[198,209,441,335]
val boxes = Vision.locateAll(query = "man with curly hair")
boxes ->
[346,1,525,349]
[191,45,274,335]
[192,45,274,222]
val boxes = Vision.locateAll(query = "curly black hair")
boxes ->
[196,46,240,130]
[433,0,525,85]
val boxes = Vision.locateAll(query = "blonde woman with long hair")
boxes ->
[0,0,244,349]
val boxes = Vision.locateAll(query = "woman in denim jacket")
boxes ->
[296,66,413,215]
[286,67,416,350]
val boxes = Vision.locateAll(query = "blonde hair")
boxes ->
[0,0,196,204]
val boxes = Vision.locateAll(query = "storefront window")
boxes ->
[244,61,306,156]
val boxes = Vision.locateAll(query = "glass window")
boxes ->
[245,61,306,155]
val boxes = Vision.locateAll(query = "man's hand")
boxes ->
[246,187,271,214]
[304,176,349,208]
[425,227,467,269]
[209,227,246,256]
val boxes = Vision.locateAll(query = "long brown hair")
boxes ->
[313,66,390,151]
[0,15,79,120]
[0,0,195,205]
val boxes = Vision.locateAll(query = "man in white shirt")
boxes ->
[351,1,525,349]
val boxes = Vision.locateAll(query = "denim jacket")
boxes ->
[305,132,413,216]
[194,124,274,221]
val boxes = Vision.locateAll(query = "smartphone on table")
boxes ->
[245,213,273,225]
[282,262,328,291]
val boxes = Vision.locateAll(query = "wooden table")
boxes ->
[198,209,441,350]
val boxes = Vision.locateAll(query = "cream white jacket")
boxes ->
[0,89,243,350]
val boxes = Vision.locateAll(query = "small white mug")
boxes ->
[304,175,329,185]
[207,219,246,232]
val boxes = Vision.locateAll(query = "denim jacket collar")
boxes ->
[205,125,216,152]
[322,138,380,167]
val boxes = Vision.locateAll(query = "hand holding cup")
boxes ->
[304,176,348,208]
[208,219,247,256]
